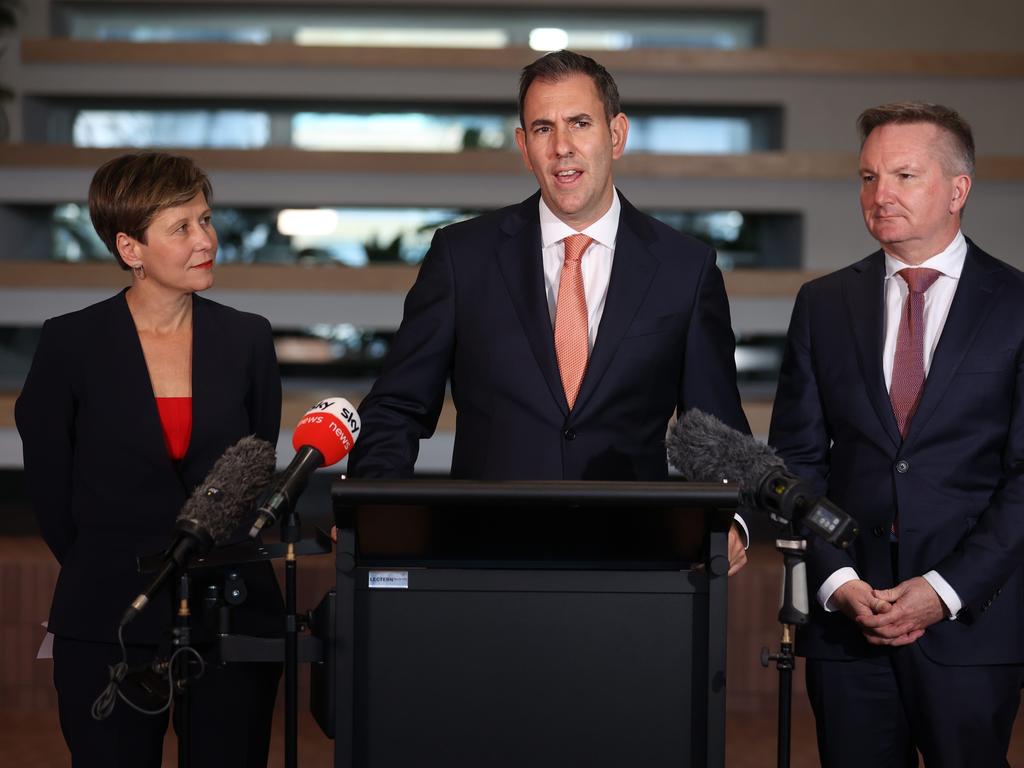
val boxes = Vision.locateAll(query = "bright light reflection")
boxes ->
[529,28,569,51]
[277,209,339,237]
[296,28,507,48]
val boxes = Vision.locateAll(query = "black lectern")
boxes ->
[326,479,737,768]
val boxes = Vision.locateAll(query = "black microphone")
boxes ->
[120,436,276,627]
[666,409,858,548]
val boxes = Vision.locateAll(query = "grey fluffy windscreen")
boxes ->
[177,436,277,543]
[666,409,784,488]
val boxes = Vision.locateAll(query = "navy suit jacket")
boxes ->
[770,240,1024,665]
[348,190,749,481]
[16,290,283,644]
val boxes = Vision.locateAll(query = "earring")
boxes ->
[131,263,146,280]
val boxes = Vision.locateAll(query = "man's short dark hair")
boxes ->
[857,101,975,178]
[88,152,213,269]
[518,49,621,128]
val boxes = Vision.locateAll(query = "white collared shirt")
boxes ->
[882,230,967,389]
[538,191,620,350]
[818,230,967,619]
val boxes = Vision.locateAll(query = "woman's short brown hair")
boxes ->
[88,152,213,269]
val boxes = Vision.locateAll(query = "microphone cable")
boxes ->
[91,623,206,720]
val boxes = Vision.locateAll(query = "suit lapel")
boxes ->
[572,195,658,415]
[904,242,1002,445]
[844,252,901,447]
[496,194,570,413]
[114,290,189,488]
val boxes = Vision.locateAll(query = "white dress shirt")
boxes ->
[818,230,967,619]
[539,191,619,351]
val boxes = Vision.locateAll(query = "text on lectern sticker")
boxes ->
[369,571,409,589]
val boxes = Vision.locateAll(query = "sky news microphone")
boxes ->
[249,397,361,537]
[120,436,276,627]
[666,409,858,548]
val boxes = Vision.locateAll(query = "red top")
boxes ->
[155,397,192,461]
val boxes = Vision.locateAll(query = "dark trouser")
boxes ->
[53,635,280,768]
[806,646,1022,768]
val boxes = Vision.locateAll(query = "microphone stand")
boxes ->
[282,504,301,768]
[760,529,809,768]
[174,572,193,768]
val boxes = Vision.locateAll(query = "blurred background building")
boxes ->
[0,2,1022,764]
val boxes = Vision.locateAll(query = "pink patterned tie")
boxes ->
[890,267,942,437]
[554,234,593,409]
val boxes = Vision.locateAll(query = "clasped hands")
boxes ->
[832,576,946,646]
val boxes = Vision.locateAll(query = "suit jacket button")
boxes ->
[564,429,576,441]
[871,525,886,537]
[895,460,910,474]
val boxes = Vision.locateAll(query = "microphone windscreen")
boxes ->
[177,435,276,543]
[291,397,360,465]
[667,408,784,489]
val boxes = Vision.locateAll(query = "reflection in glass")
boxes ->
[651,210,801,270]
[72,110,270,149]
[292,112,510,152]
[272,208,480,267]
[629,117,753,155]
[49,204,799,270]
[294,28,508,48]
[58,7,761,50]
[70,108,777,154]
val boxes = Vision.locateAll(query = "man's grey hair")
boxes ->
[857,101,975,179]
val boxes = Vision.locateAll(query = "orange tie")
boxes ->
[554,234,593,409]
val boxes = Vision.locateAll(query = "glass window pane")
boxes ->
[628,117,754,155]
[292,113,511,152]
[47,204,799,269]
[72,110,271,149]
[55,5,762,50]
[65,107,780,154]
[295,28,509,49]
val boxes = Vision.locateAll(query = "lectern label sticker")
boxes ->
[369,571,409,589]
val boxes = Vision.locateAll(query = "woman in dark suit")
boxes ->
[16,152,283,767]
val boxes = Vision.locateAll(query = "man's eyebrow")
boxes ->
[529,118,554,129]
[858,162,920,174]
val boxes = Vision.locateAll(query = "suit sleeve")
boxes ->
[247,315,282,446]
[15,320,77,563]
[680,248,750,435]
[935,346,1024,615]
[347,228,456,478]
[769,285,856,585]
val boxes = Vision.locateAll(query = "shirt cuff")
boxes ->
[817,567,860,611]
[732,513,750,550]
[922,570,962,620]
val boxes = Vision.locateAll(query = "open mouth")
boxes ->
[554,169,583,185]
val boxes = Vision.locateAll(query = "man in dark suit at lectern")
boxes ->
[770,102,1024,767]
[348,50,750,574]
